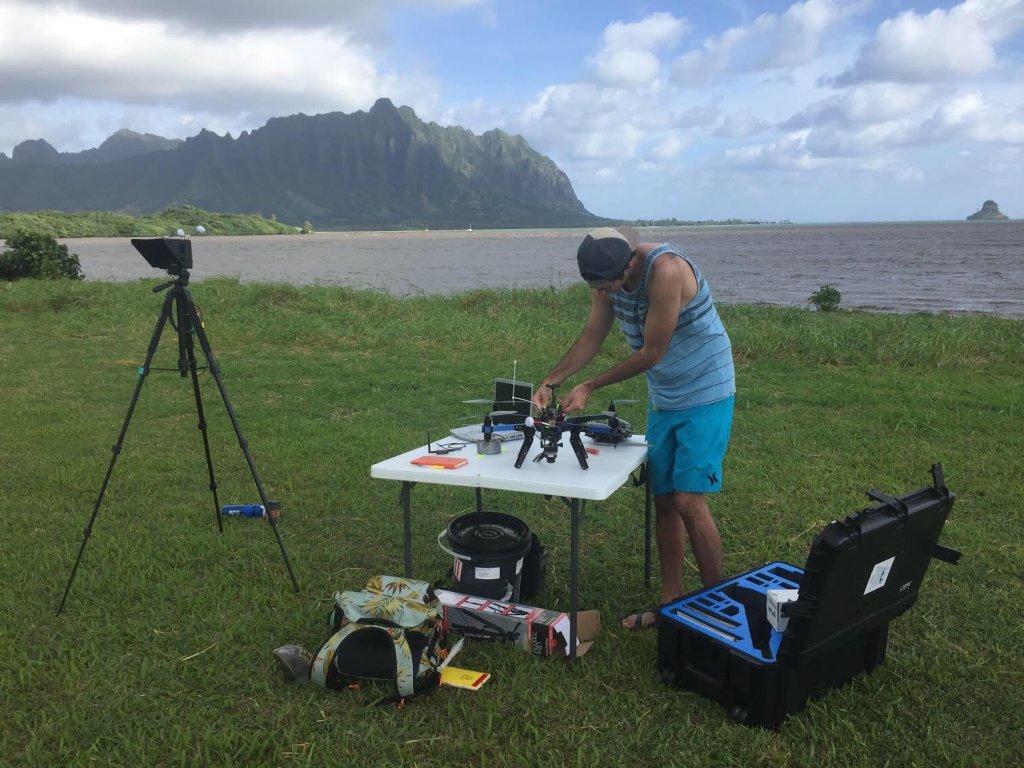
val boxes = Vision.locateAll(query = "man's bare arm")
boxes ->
[560,258,689,411]
[535,290,615,407]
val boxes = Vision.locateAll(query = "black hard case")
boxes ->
[656,465,958,729]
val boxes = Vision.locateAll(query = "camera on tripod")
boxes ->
[131,237,193,277]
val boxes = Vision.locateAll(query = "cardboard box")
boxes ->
[766,588,801,632]
[436,589,600,658]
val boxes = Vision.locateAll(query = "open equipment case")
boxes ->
[656,463,961,729]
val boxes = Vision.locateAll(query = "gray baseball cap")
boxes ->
[577,226,641,281]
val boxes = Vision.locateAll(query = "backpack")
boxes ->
[310,575,448,702]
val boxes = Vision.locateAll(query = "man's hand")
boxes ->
[561,382,593,413]
[532,383,555,411]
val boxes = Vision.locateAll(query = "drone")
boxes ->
[512,385,635,470]
[464,385,630,468]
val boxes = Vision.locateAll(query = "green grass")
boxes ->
[1,279,1021,767]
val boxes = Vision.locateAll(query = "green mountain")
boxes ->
[0,99,598,229]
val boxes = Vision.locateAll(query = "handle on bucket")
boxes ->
[437,529,472,561]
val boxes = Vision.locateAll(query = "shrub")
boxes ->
[0,231,84,281]
[809,283,842,312]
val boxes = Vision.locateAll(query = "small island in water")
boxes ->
[967,200,1009,220]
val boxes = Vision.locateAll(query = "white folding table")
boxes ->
[370,434,651,659]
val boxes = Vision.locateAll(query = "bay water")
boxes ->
[62,221,1024,318]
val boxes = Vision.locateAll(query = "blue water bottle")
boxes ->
[222,503,266,518]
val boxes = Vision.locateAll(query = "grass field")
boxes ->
[1,278,1021,766]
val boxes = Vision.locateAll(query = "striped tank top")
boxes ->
[611,244,735,410]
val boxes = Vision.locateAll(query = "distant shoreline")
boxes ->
[2,209,1015,242]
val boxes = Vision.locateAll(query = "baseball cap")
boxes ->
[577,226,641,282]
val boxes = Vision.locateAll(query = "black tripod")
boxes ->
[58,238,299,613]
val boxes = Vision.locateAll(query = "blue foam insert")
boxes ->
[659,562,803,664]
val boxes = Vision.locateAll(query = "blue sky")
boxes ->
[1,0,1022,222]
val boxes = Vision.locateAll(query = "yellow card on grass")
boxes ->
[440,666,491,690]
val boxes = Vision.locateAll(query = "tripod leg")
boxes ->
[58,291,175,613]
[182,289,300,593]
[178,297,224,534]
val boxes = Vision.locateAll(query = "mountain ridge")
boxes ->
[0,99,598,230]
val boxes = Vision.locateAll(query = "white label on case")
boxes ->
[475,566,500,580]
[864,556,895,594]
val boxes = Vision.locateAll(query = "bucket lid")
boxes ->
[446,511,531,556]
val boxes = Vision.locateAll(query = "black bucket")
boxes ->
[519,533,548,602]
[438,511,531,601]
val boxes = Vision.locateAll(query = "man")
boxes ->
[533,226,735,629]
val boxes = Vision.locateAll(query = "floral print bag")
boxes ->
[310,576,448,701]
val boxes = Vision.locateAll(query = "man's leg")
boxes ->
[621,492,685,628]
[623,396,731,629]
[623,491,723,629]
[655,492,687,603]
[675,491,723,586]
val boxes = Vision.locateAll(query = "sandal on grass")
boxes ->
[621,607,659,630]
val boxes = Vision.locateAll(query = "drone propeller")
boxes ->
[489,410,518,417]
[598,398,640,417]
[462,398,493,405]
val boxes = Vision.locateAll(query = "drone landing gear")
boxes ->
[513,424,589,470]
[514,426,534,469]
[568,430,589,470]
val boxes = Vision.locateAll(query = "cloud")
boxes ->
[775,81,1024,163]
[782,83,935,129]
[833,0,1024,84]
[680,104,722,131]
[918,91,1024,142]
[588,12,689,85]
[724,130,827,170]
[22,0,480,32]
[520,83,643,160]
[672,0,867,85]
[800,120,920,158]
[714,111,769,138]
[651,134,688,161]
[0,0,440,144]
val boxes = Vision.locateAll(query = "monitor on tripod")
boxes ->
[132,237,193,275]
[57,235,300,613]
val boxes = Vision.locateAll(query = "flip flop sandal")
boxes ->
[624,607,659,630]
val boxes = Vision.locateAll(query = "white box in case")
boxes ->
[766,588,801,632]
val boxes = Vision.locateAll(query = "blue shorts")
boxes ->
[646,396,734,496]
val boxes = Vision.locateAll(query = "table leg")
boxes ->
[644,460,652,584]
[475,487,483,512]
[400,481,414,577]
[569,497,584,662]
